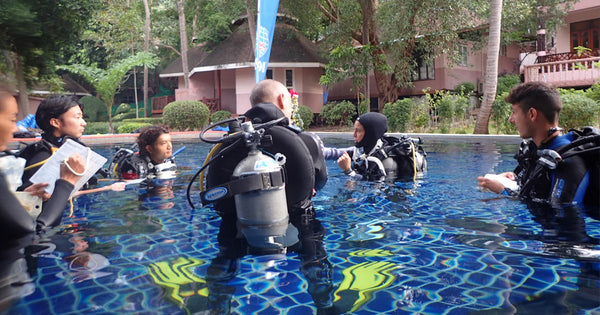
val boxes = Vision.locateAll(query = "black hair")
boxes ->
[505,82,562,123]
[35,95,83,133]
[137,125,170,158]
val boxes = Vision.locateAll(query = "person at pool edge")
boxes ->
[0,84,87,237]
[336,112,427,182]
[108,125,176,180]
[477,81,596,205]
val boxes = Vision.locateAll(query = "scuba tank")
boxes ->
[198,120,290,248]
[233,122,289,249]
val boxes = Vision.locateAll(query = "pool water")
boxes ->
[3,134,599,314]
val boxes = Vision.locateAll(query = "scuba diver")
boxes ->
[336,112,427,182]
[16,95,92,189]
[0,86,87,238]
[196,79,327,220]
[16,95,125,197]
[477,82,598,208]
[108,125,177,180]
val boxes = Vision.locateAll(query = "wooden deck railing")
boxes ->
[151,95,175,115]
[523,57,600,87]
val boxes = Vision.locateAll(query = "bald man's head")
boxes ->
[250,79,293,119]
[250,79,287,105]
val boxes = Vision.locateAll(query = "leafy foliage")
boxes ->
[163,100,210,131]
[491,92,516,134]
[321,101,359,127]
[112,111,137,122]
[80,95,107,122]
[116,103,131,115]
[382,98,414,132]
[121,117,164,125]
[210,110,232,124]
[117,122,152,134]
[559,92,600,130]
[496,74,521,96]
[298,105,314,129]
[584,83,600,103]
[0,0,99,83]
[84,122,123,135]
[454,82,476,96]
[60,51,159,132]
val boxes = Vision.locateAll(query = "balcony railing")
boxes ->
[524,57,600,87]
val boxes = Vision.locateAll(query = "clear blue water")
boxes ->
[3,134,600,314]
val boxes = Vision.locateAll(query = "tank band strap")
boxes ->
[201,170,285,205]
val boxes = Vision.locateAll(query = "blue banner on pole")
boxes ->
[254,0,279,83]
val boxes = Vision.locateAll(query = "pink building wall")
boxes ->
[555,0,599,54]
[182,66,325,115]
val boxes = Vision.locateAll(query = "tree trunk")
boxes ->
[177,0,190,90]
[143,0,151,117]
[246,0,256,56]
[474,0,503,134]
[14,53,30,119]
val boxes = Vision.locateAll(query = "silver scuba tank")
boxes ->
[233,149,288,225]
[232,132,289,248]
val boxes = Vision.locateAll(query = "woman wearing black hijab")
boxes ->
[337,112,426,181]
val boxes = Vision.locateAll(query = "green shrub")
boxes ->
[491,92,516,134]
[122,117,164,124]
[321,101,357,126]
[84,122,110,134]
[80,95,107,122]
[117,122,152,134]
[298,105,314,129]
[84,122,124,134]
[496,74,521,96]
[112,111,137,122]
[454,82,475,96]
[210,110,232,124]
[383,98,413,132]
[116,103,131,115]
[584,83,600,103]
[163,100,210,130]
[560,93,600,130]
[453,95,469,120]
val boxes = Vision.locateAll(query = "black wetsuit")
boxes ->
[17,135,97,190]
[205,102,327,217]
[515,133,591,205]
[110,148,176,180]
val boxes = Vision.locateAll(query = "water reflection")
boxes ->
[147,210,336,314]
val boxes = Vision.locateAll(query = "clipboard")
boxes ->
[29,139,107,197]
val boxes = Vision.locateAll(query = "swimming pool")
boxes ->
[3,134,599,314]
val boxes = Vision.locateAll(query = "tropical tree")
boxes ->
[176,0,190,89]
[295,0,577,114]
[475,0,503,134]
[60,52,159,133]
[0,0,99,115]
